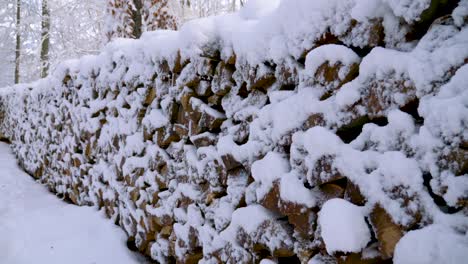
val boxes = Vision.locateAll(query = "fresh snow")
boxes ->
[304,44,361,80]
[251,152,290,199]
[0,143,142,264]
[318,198,371,254]
[394,224,468,264]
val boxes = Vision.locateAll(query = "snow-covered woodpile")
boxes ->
[1,0,468,263]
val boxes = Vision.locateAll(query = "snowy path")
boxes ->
[0,143,142,264]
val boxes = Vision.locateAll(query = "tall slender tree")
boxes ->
[40,0,50,78]
[14,0,21,84]
[132,0,143,38]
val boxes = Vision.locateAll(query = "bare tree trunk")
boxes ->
[40,0,50,78]
[131,0,143,38]
[14,0,21,84]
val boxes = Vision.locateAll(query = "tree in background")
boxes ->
[104,0,246,41]
[15,0,21,83]
[143,0,179,32]
[181,0,244,20]
[0,0,105,86]
[50,0,105,59]
[40,0,50,78]
[105,0,136,39]
[105,0,179,41]
[0,0,242,87]
[0,0,26,86]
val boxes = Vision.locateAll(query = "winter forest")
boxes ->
[0,0,245,86]
[0,0,468,264]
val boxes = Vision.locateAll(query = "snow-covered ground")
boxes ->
[0,143,142,264]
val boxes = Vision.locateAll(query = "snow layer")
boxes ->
[251,152,290,199]
[394,224,468,264]
[319,198,371,254]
